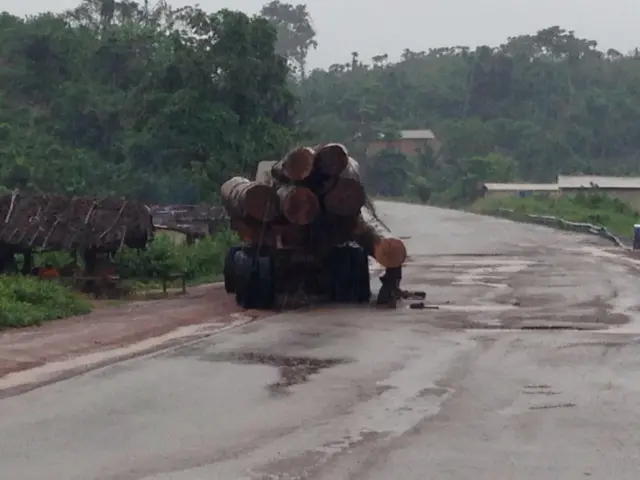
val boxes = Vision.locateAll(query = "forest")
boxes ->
[2,0,640,206]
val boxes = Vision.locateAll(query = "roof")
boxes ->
[558,175,640,189]
[0,191,153,251]
[372,130,436,141]
[400,129,436,140]
[483,183,558,192]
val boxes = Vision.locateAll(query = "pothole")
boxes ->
[205,351,349,393]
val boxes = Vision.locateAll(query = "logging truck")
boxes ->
[221,145,407,309]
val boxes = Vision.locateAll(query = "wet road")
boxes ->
[2,201,640,479]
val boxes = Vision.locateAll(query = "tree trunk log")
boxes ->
[323,157,365,216]
[221,177,278,222]
[277,185,320,225]
[313,143,349,176]
[354,212,407,268]
[271,147,315,181]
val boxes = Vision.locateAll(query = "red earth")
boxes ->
[0,284,264,379]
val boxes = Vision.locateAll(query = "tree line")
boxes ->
[0,0,301,204]
[297,26,640,203]
[2,1,640,206]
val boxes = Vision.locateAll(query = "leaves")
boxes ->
[0,275,92,328]
[297,25,640,204]
[0,2,297,203]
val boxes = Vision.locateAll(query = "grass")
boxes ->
[0,275,93,329]
[0,230,240,329]
[471,192,639,237]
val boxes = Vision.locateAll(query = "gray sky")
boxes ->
[5,0,639,68]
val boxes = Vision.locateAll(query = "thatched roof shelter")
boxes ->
[0,191,154,252]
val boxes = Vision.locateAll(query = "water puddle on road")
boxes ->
[203,351,349,394]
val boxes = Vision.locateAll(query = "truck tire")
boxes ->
[253,255,275,309]
[350,246,371,303]
[328,245,356,303]
[234,248,254,307]
[233,248,275,309]
[223,246,242,293]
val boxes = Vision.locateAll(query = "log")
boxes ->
[229,217,306,248]
[323,157,365,216]
[277,185,320,225]
[229,217,264,243]
[308,213,358,249]
[354,212,407,268]
[313,143,349,176]
[274,223,307,247]
[221,177,278,222]
[271,147,315,181]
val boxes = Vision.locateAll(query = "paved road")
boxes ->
[2,202,640,479]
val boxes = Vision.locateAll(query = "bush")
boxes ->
[114,229,240,283]
[473,192,639,236]
[0,275,93,328]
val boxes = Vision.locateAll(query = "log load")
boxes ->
[223,143,406,268]
[322,157,366,216]
[354,213,407,268]
[277,185,320,225]
[313,143,349,176]
[221,177,279,222]
[230,217,307,248]
[271,147,315,181]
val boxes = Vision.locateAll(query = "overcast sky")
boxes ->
[5,0,639,68]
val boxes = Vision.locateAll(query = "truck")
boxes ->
[221,147,407,310]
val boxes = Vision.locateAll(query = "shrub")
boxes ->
[473,192,639,236]
[0,275,93,328]
[114,229,240,282]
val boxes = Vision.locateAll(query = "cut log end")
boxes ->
[373,237,407,268]
[323,178,365,216]
[282,147,315,181]
[222,177,279,222]
[279,186,320,225]
[314,143,349,176]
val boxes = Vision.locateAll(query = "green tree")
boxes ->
[296,24,640,204]
[0,1,297,203]
[260,1,317,78]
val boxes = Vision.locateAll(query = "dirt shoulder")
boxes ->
[0,284,264,379]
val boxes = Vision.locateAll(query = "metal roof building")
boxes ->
[557,175,640,189]
[484,183,558,192]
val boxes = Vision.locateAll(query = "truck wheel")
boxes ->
[234,249,274,309]
[223,246,242,293]
[328,245,354,303]
[253,255,275,309]
[233,248,254,307]
[350,246,371,303]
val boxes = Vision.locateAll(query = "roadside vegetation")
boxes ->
[472,193,639,238]
[114,230,239,290]
[0,276,93,328]
[0,230,239,329]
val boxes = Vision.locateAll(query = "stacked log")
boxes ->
[221,143,406,268]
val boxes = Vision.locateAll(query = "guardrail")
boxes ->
[492,208,629,250]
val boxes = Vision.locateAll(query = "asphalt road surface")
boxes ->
[2,201,640,479]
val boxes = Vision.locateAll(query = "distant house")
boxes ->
[557,175,640,210]
[150,204,229,244]
[366,129,441,158]
[482,182,559,199]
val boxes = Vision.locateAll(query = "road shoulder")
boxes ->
[0,283,266,394]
